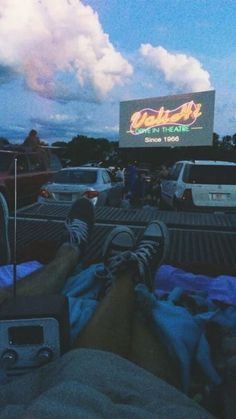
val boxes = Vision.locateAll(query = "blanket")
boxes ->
[1,261,236,394]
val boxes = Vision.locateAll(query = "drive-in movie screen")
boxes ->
[119,90,215,148]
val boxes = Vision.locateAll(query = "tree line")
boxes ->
[52,132,236,168]
[0,131,236,168]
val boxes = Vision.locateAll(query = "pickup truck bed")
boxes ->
[9,203,236,271]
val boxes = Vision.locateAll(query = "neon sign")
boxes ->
[129,101,202,135]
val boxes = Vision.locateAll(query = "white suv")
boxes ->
[160,160,236,211]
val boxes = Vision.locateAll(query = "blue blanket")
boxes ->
[1,262,236,393]
[62,263,236,392]
[155,264,236,305]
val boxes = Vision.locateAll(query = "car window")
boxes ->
[0,152,13,171]
[102,171,111,184]
[28,153,46,172]
[52,169,97,184]
[48,153,62,171]
[101,172,107,183]
[168,163,182,180]
[184,165,236,185]
[173,163,183,180]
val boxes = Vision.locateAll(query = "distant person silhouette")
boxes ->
[23,129,41,149]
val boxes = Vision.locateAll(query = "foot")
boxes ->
[96,226,136,284]
[65,198,95,255]
[102,225,136,262]
[0,193,10,265]
[132,220,169,289]
[99,221,169,290]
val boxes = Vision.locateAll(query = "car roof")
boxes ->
[0,149,25,154]
[176,160,236,166]
[0,147,49,156]
[59,166,104,171]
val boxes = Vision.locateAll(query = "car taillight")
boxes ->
[83,190,99,199]
[39,189,52,199]
[181,188,193,201]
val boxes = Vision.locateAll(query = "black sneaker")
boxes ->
[132,220,169,290]
[65,198,95,254]
[0,193,11,265]
[96,226,136,284]
[98,221,169,290]
[102,226,136,261]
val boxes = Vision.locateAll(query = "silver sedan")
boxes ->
[37,167,124,207]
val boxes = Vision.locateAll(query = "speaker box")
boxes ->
[0,295,70,375]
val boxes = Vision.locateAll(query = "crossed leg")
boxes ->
[74,265,136,359]
[74,264,180,388]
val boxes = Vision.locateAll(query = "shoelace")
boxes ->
[66,219,88,245]
[134,240,159,268]
[131,240,160,287]
[96,251,133,282]
[96,241,160,290]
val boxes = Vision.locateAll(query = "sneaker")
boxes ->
[0,193,11,265]
[98,221,169,290]
[96,226,136,285]
[132,220,169,289]
[65,198,95,254]
[102,225,136,261]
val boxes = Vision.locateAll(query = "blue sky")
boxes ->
[0,0,235,144]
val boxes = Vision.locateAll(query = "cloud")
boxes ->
[31,113,85,129]
[140,44,213,92]
[47,113,81,123]
[29,108,119,141]
[0,0,133,101]
[29,116,79,141]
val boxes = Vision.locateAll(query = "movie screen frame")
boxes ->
[119,90,215,148]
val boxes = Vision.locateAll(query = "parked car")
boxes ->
[160,160,236,211]
[38,166,124,207]
[0,146,62,209]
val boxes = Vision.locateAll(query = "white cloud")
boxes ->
[0,0,133,101]
[48,113,79,123]
[140,44,213,92]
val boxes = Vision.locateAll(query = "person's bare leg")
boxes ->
[1,243,80,300]
[131,313,181,388]
[74,265,136,359]
[0,197,95,302]
[74,219,171,366]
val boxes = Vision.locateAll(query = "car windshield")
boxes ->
[184,165,236,185]
[0,153,13,171]
[52,169,97,184]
